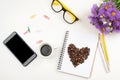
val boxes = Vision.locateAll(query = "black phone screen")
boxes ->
[5,33,35,64]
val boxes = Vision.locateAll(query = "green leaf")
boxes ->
[118,0,120,3]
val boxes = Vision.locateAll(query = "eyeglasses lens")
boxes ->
[64,11,76,24]
[52,0,62,12]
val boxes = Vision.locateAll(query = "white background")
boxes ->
[0,0,120,80]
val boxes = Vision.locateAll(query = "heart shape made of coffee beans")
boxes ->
[68,44,90,67]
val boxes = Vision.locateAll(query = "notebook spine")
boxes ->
[57,31,69,70]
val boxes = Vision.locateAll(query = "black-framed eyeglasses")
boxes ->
[51,0,79,24]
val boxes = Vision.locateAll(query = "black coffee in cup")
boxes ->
[40,44,52,56]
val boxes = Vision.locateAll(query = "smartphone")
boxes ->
[3,31,37,67]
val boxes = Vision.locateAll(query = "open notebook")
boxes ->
[57,31,99,78]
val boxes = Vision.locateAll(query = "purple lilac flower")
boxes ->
[89,1,120,34]
[102,1,116,10]
[91,4,99,17]
[106,8,118,20]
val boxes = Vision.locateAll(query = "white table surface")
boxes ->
[0,0,120,80]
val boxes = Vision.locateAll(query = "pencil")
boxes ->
[99,33,110,72]
[101,34,110,65]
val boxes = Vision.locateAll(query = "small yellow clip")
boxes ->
[30,14,37,19]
